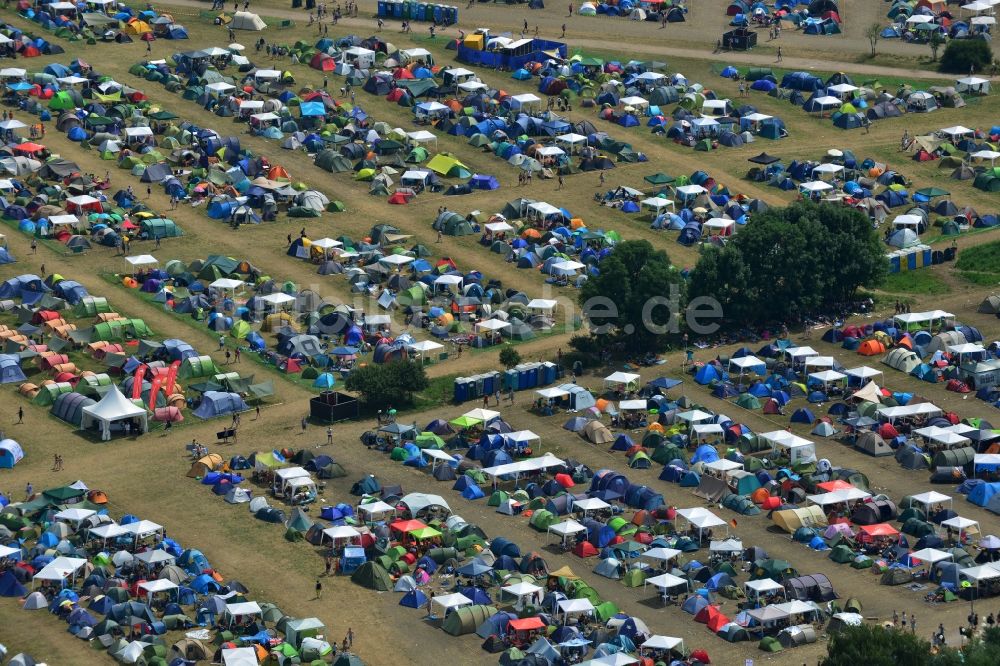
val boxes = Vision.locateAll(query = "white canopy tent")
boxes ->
[675,507,727,539]
[744,578,786,603]
[33,556,87,587]
[573,497,611,516]
[223,601,263,626]
[549,518,587,547]
[432,592,473,617]
[80,385,148,441]
[644,572,689,603]
[604,371,641,390]
[138,579,178,602]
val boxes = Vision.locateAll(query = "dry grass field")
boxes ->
[0,2,998,664]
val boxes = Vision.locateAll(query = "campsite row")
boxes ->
[0,269,269,439]
[184,405,849,662]
[0,481,364,666]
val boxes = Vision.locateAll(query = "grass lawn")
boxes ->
[878,269,951,296]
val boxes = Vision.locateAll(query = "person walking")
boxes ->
[776,46,782,63]
[235,348,241,363]
[346,628,354,648]
[557,174,564,190]
[225,349,232,365]
[30,239,36,254]
[482,393,489,408]
[901,611,908,631]
[255,405,261,420]
[324,555,333,576]
[314,579,323,599]
[301,416,308,433]
[893,610,899,627]
[911,613,916,634]
[560,23,566,38]
[494,389,501,406]
[25,481,32,500]
[218,335,226,351]
[326,426,334,445]
[16,406,23,424]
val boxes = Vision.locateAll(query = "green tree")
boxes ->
[344,361,429,408]
[939,38,994,73]
[687,202,886,328]
[930,33,945,62]
[795,201,887,302]
[866,22,881,57]
[686,244,752,328]
[578,239,685,353]
[498,345,522,369]
[821,624,933,666]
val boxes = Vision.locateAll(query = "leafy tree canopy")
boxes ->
[344,361,429,408]
[578,239,685,353]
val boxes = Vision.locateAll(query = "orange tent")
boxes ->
[896,336,914,350]
[268,165,290,180]
[750,488,770,505]
[857,339,886,356]
[595,398,610,412]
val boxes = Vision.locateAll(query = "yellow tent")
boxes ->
[772,506,827,533]
[126,19,152,34]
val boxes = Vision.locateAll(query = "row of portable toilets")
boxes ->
[886,245,956,274]
[453,361,561,402]
[376,1,459,23]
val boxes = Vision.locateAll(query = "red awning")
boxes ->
[859,523,899,537]
[508,617,545,632]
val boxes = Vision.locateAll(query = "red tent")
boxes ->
[694,605,721,624]
[817,480,854,492]
[573,541,598,558]
[387,192,411,205]
[690,649,711,663]
[707,612,730,632]
[554,473,574,488]
[878,423,898,439]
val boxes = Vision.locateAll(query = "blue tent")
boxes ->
[691,445,719,464]
[462,484,486,500]
[0,247,14,264]
[0,571,27,597]
[192,391,248,419]
[694,364,720,385]
[967,482,1000,507]
[0,355,27,384]
[790,408,815,424]
[400,589,428,608]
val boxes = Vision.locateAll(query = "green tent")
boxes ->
[179,355,219,379]
[529,509,556,531]
[397,285,426,307]
[759,636,783,652]
[694,139,712,152]
[127,319,153,337]
[73,296,111,317]
[406,147,429,163]
[488,490,509,507]
[49,91,76,110]
[829,545,854,564]
[442,605,497,636]
[230,320,251,340]
[735,393,761,409]
[350,562,393,591]
[415,432,445,449]
[92,320,127,341]
[286,508,313,532]
[622,569,648,588]
[33,382,73,406]
[593,601,619,622]
[140,218,182,238]
[427,154,471,178]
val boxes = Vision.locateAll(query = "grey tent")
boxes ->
[855,431,892,457]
